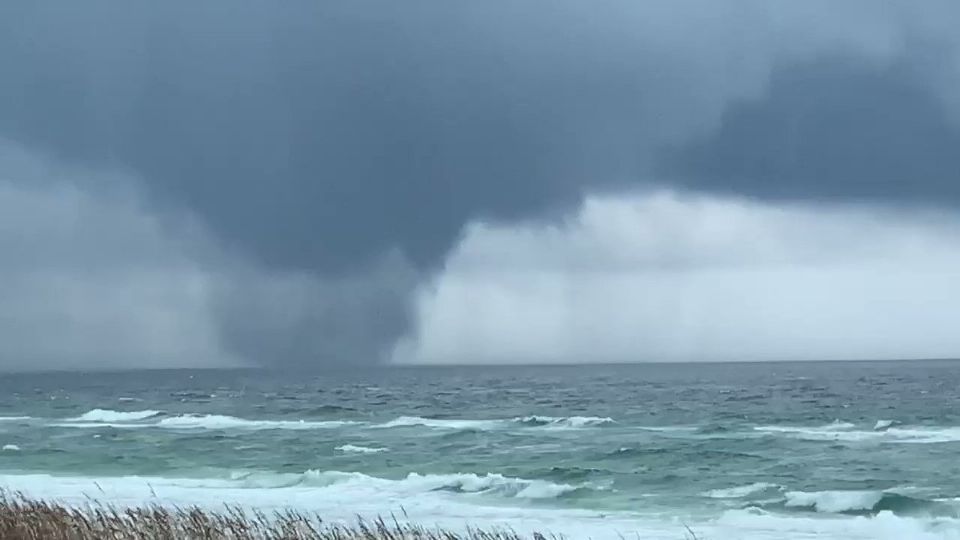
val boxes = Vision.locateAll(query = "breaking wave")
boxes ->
[68,409,162,423]
[779,490,957,517]
[785,490,885,513]
[755,420,855,435]
[335,444,388,454]
[875,419,896,431]
[378,415,615,430]
[703,482,781,499]
[156,415,361,431]
[377,416,503,430]
[702,482,958,518]
[166,470,585,500]
[514,416,615,428]
[51,413,363,431]
[398,472,582,499]
[755,422,960,444]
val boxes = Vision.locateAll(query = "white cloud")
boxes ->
[395,191,960,364]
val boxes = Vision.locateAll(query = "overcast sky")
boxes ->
[2,1,960,370]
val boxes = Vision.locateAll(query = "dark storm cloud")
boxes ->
[2,1,960,368]
[663,56,960,204]
[0,2,645,273]
[0,1,677,368]
[210,252,417,367]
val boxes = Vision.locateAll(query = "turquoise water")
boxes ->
[2,361,960,539]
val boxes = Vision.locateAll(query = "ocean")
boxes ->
[1,361,959,539]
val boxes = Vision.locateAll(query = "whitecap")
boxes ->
[755,420,856,436]
[703,482,780,499]
[515,416,615,428]
[157,414,361,431]
[784,490,884,513]
[52,413,363,431]
[874,419,896,431]
[2,444,20,452]
[824,420,857,431]
[716,508,959,540]
[67,409,161,423]
[636,425,698,433]
[212,469,582,500]
[882,427,960,444]
[335,444,388,454]
[756,423,960,444]
[515,481,580,499]
[377,415,615,431]
[399,472,579,499]
[50,422,146,429]
[376,416,502,430]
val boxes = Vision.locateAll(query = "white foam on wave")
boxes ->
[875,427,960,444]
[157,415,361,431]
[2,444,20,452]
[755,420,855,435]
[378,415,615,430]
[68,409,162,423]
[515,481,579,499]
[1,472,957,540]
[377,416,503,430]
[0,416,31,422]
[51,412,363,431]
[50,422,147,429]
[515,416,615,428]
[874,419,896,431]
[636,425,699,433]
[784,490,884,513]
[703,482,780,499]
[756,422,960,444]
[335,444,388,454]
[0,469,579,501]
[716,508,960,540]
[400,472,580,499]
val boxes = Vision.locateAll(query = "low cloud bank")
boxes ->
[394,191,960,364]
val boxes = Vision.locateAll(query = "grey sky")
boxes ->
[2,2,960,369]
[667,57,960,203]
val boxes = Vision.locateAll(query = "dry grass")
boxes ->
[0,492,560,540]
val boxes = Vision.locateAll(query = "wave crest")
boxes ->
[335,444,388,454]
[68,409,161,423]
[703,482,781,499]
[225,469,582,500]
[377,416,501,430]
[756,422,960,444]
[378,415,615,431]
[874,419,896,431]
[514,416,615,428]
[785,490,885,513]
[401,472,581,499]
[781,490,957,516]
[157,415,360,431]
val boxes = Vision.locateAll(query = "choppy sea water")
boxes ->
[2,361,960,539]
